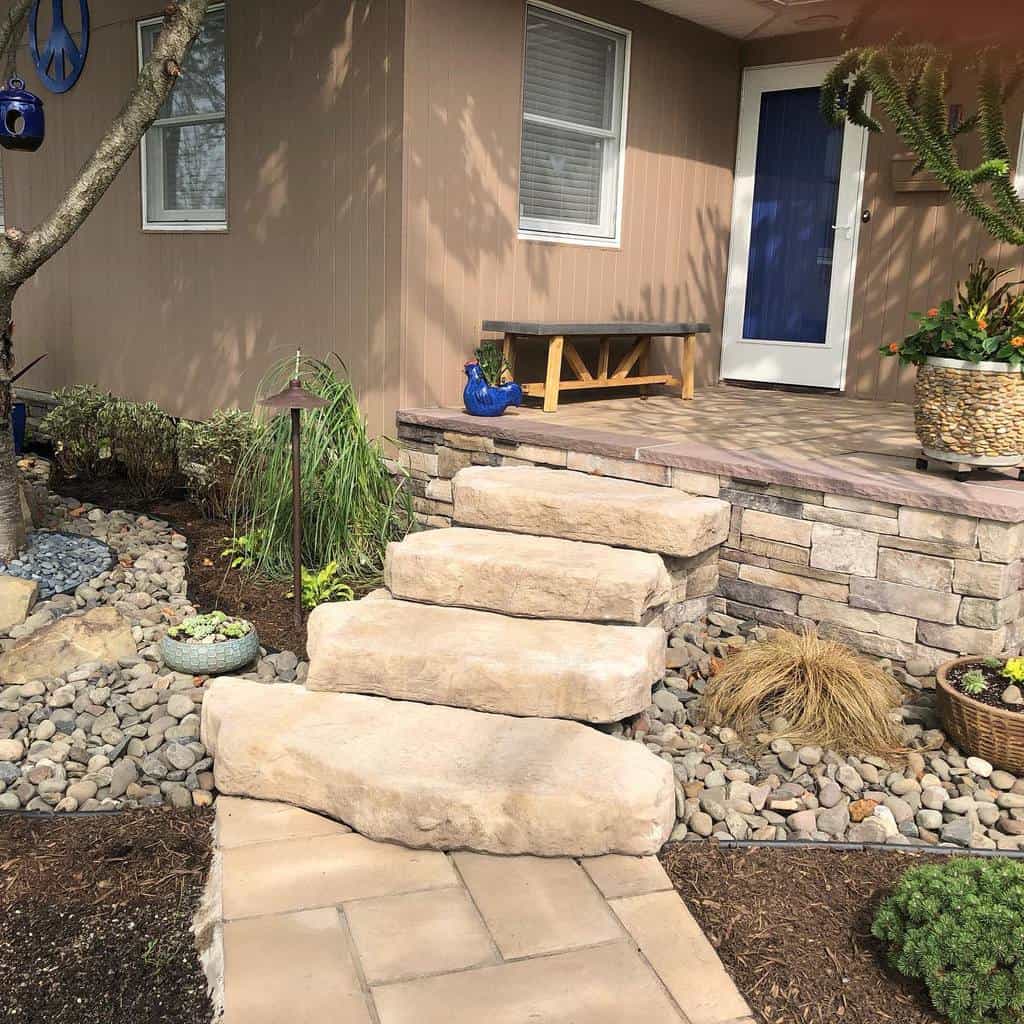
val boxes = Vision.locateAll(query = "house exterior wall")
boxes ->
[5,0,405,437]
[741,31,1024,405]
[399,0,741,410]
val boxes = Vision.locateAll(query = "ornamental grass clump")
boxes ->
[231,354,411,589]
[700,629,905,756]
[873,858,1024,1024]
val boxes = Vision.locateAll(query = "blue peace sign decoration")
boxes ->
[29,0,90,95]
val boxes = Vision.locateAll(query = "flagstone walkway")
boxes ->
[214,797,753,1024]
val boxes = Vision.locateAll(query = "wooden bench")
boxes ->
[483,321,710,413]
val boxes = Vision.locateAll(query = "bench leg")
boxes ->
[681,334,695,400]
[502,332,515,384]
[638,338,651,400]
[543,336,564,413]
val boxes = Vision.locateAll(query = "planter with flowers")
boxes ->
[882,259,1024,477]
[161,610,259,675]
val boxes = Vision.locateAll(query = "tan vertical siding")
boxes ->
[5,0,404,436]
[742,32,1024,404]
[400,0,741,407]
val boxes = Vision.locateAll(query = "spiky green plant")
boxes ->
[822,41,1024,244]
[873,858,1024,1024]
[230,354,411,588]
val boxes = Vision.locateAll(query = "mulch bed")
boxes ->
[49,472,309,657]
[659,843,945,1024]
[0,810,215,1024]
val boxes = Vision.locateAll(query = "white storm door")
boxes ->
[721,60,869,389]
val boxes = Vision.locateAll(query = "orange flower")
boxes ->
[887,342,900,353]
[927,307,939,317]
[978,316,988,330]
[1011,336,1024,349]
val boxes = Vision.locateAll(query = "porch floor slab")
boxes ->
[216,797,753,1024]
[398,386,1024,522]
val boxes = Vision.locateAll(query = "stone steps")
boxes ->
[384,526,672,624]
[452,465,729,558]
[306,598,664,723]
[202,680,675,856]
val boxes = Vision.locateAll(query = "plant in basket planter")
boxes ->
[463,342,523,417]
[882,260,1024,473]
[937,654,1024,774]
[161,610,259,676]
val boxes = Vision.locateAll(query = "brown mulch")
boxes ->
[659,844,945,1024]
[50,473,309,657]
[0,810,215,1024]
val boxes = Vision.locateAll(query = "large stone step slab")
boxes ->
[384,527,671,624]
[202,680,675,856]
[452,466,729,558]
[306,599,663,723]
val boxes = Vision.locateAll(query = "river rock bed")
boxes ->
[0,473,306,813]
[0,530,115,599]
[623,611,1024,852]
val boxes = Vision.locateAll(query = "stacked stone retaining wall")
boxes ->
[396,420,1024,672]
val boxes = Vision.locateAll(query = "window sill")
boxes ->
[518,230,621,250]
[142,223,229,234]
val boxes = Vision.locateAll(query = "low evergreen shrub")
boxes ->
[108,400,179,501]
[872,857,1024,1024]
[178,409,261,518]
[41,384,114,478]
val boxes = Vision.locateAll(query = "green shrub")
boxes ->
[109,400,179,501]
[42,385,115,478]
[178,409,262,518]
[297,562,355,610]
[872,858,1024,1024]
[231,354,411,588]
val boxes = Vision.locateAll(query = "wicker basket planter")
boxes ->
[914,357,1024,464]
[936,657,1024,774]
[160,628,260,676]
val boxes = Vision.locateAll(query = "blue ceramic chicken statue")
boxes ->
[463,361,523,417]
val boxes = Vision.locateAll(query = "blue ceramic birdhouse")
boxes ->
[0,78,44,152]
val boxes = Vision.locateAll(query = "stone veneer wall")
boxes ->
[396,421,1024,673]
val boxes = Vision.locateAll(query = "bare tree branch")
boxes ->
[1,0,211,282]
[0,0,33,76]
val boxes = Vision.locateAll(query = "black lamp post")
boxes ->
[259,351,328,628]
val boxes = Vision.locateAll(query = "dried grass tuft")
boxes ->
[701,629,905,757]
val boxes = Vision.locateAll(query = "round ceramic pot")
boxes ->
[160,628,259,676]
[914,356,1024,464]
[936,656,1024,774]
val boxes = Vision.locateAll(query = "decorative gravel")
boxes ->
[621,612,1024,853]
[0,530,114,599]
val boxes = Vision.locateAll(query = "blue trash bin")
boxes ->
[11,401,26,454]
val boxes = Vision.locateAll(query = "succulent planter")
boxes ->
[160,628,260,676]
[936,656,1024,774]
[914,357,1024,465]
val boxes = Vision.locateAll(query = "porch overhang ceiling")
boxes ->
[638,0,857,39]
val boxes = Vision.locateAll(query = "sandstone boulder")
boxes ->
[452,466,729,558]
[202,680,675,856]
[385,527,671,624]
[0,574,38,634]
[0,606,135,684]
[306,598,664,722]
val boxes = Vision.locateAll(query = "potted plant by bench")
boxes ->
[463,342,522,417]
[882,260,1024,476]
[161,610,259,675]
[936,655,1024,773]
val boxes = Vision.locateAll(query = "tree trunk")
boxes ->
[0,288,24,559]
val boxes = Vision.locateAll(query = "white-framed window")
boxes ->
[138,4,226,230]
[518,2,630,246]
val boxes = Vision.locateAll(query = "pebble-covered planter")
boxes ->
[161,628,259,675]
[914,356,1024,464]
